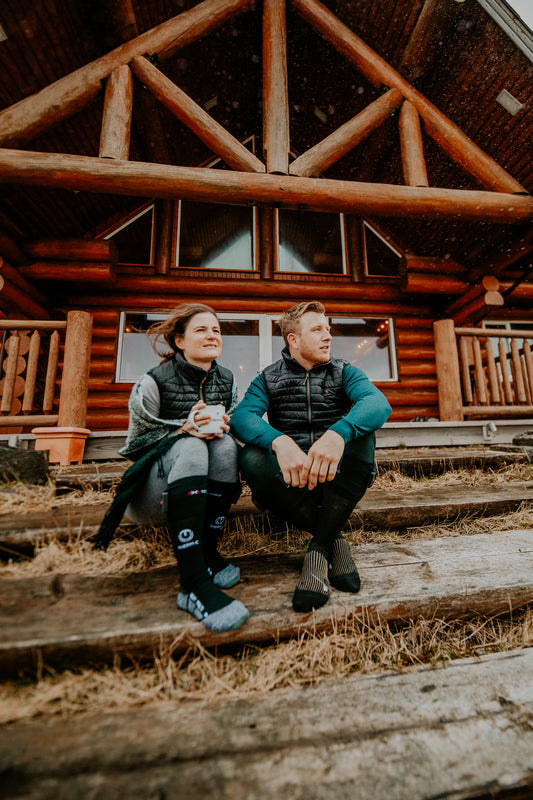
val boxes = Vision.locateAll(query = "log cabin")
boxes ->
[0,0,531,462]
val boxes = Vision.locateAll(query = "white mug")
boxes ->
[198,404,225,434]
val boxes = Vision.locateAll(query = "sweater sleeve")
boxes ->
[329,364,392,443]
[229,373,283,451]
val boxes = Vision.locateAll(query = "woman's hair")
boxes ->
[148,303,219,362]
[279,300,325,346]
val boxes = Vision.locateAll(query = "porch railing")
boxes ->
[434,319,533,421]
[0,311,92,430]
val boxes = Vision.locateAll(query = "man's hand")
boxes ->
[272,435,309,487]
[301,430,345,490]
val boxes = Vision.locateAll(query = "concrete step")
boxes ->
[2,647,532,800]
[2,481,533,558]
[1,530,531,677]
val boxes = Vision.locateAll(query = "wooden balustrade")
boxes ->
[0,312,92,429]
[434,319,533,421]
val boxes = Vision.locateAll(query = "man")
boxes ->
[230,301,392,613]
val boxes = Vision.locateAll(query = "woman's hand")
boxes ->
[180,402,229,439]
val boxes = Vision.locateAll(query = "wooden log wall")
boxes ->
[55,273,441,430]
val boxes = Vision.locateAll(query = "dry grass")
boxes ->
[1,607,531,724]
[0,481,113,516]
[374,461,533,490]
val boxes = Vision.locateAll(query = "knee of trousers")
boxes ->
[239,444,279,487]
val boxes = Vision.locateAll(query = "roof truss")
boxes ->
[0,0,530,225]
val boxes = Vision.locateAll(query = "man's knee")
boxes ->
[239,444,278,485]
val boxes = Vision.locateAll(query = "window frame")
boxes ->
[103,202,156,267]
[115,311,398,384]
[274,210,348,276]
[362,220,403,279]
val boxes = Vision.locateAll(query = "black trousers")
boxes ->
[239,437,376,537]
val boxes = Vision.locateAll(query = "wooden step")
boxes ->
[0,530,531,678]
[1,647,532,799]
[51,446,529,490]
[2,481,533,558]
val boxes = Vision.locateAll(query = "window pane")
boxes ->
[278,210,344,274]
[107,207,154,265]
[218,319,260,398]
[364,223,401,277]
[330,318,395,380]
[178,202,254,270]
[117,313,164,382]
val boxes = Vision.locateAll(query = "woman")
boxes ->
[94,303,249,632]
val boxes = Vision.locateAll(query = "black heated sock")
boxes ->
[202,479,240,574]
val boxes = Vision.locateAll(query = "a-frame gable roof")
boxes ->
[0,0,530,269]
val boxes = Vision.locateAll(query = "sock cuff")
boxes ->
[167,475,208,497]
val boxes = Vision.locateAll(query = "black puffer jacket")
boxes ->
[263,347,351,452]
[149,350,234,420]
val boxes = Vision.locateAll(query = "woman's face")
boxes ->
[174,312,222,368]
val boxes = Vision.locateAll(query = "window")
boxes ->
[363,222,402,277]
[104,205,155,265]
[277,210,345,274]
[116,312,397,387]
[176,201,255,270]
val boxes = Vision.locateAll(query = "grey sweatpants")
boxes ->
[125,434,239,526]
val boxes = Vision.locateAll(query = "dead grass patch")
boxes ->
[374,462,533,490]
[0,482,113,516]
[1,607,531,724]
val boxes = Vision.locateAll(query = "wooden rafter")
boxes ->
[99,65,133,160]
[0,149,531,222]
[263,0,290,174]
[291,0,526,195]
[130,56,265,173]
[399,101,428,188]
[289,89,403,178]
[0,0,255,148]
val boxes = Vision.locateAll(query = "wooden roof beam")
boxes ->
[398,0,462,82]
[263,0,290,174]
[289,88,403,178]
[130,56,265,173]
[0,0,255,148]
[99,65,133,160]
[0,148,531,223]
[399,101,429,188]
[291,0,527,195]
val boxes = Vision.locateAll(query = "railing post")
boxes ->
[58,311,93,427]
[33,311,93,465]
[433,319,464,421]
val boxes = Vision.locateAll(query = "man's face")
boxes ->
[288,311,332,370]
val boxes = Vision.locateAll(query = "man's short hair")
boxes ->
[279,301,326,346]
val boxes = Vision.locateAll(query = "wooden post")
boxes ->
[130,56,265,173]
[290,89,403,178]
[291,0,527,194]
[259,207,275,279]
[57,311,93,428]
[433,319,464,421]
[0,0,255,147]
[263,0,289,174]
[399,101,428,187]
[99,65,133,160]
[155,199,174,275]
[1,149,532,222]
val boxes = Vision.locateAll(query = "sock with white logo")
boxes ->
[166,477,249,632]
[292,543,329,612]
[202,479,241,588]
